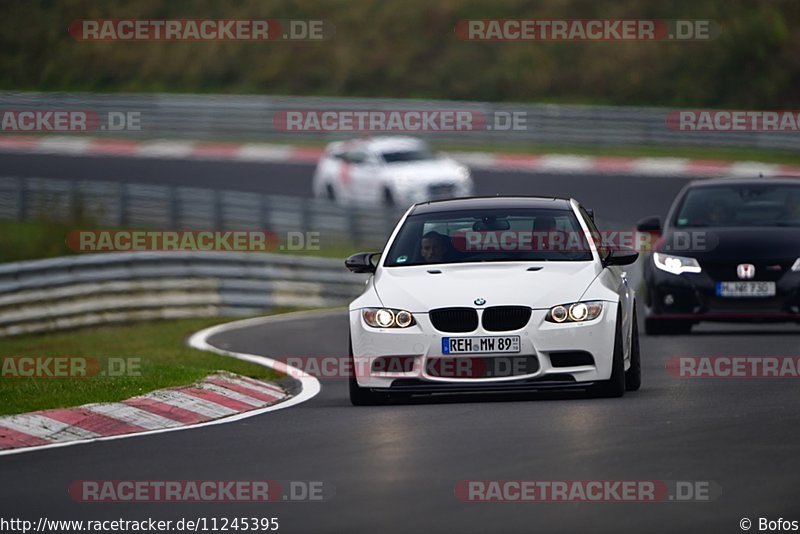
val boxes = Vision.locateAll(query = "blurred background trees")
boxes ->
[1,0,797,107]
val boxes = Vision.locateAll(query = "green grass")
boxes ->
[0,219,364,263]
[0,317,285,416]
[0,219,74,263]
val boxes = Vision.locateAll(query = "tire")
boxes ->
[592,309,626,398]
[644,317,692,336]
[625,306,642,392]
[349,339,389,406]
[383,187,395,208]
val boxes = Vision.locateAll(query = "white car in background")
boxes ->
[312,136,473,208]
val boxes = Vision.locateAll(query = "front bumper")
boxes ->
[397,180,473,205]
[349,304,618,390]
[643,260,800,322]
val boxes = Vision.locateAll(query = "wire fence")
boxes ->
[1,91,797,151]
[0,175,402,250]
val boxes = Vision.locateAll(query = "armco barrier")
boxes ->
[0,91,797,151]
[0,251,368,336]
[0,175,402,251]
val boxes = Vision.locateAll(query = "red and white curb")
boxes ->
[0,310,327,456]
[1,135,798,178]
[0,372,287,453]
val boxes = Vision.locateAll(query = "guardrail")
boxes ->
[1,91,796,151]
[0,175,402,250]
[0,251,367,337]
[0,173,385,336]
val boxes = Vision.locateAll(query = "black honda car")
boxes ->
[638,177,800,335]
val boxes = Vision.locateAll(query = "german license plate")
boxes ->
[441,336,520,354]
[716,281,776,298]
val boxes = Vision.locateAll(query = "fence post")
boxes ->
[118,183,128,226]
[17,177,28,221]
[347,212,359,247]
[214,190,223,229]
[69,179,80,221]
[301,198,311,235]
[169,186,179,229]
[260,194,270,229]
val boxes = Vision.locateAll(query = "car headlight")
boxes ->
[362,308,416,328]
[653,252,702,275]
[546,301,603,323]
[792,258,800,272]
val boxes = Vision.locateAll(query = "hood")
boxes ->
[373,261,600,312]
[660,227,800,263]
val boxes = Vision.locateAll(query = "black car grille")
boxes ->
[426,355,540,379]
[549,351,595,368]
[705,296,786,313]
[429,307,478,333]
[388,374,578,392]
[481,306,532,331]
[701,261,790,282]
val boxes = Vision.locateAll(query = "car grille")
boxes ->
[701,261,790,282]
[549,351,595,368]
[388,374,577,392]
[426,355,540,378]
[705,296,787,313]
[481,306,532,331]
[429,307,478,333]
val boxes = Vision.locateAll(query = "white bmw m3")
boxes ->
[345,196,641,405]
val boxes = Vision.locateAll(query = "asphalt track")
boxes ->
[0,151,690,223]
[1,152,798,533]
[1,315,798,533]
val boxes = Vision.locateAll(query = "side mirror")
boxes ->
[604,247,639,267]
[345,252,380,274]
[636,216,662,233]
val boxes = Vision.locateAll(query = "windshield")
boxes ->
[384,208,594,266]
[674,184,800,228]
[380,148,436,163]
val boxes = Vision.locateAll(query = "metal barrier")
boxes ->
[1,91,796,151]
[0,251,367,336]
[0,171,636,337]
[0,175,401,250]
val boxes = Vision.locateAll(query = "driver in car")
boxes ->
[420,231,450,263]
